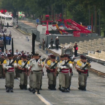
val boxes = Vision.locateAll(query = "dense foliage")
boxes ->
[0,0,105,33]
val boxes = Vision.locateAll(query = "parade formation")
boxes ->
[0,48,91,94]
[1,0,105,104]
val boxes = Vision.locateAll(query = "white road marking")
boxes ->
[36,94,53,105]
[27,80,52,105]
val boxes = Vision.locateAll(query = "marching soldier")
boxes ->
[45,54,52,63]
[0,54,5,78]
[75,55,91,91]
[68,56,74,90]
[59,54,73,92]
[39,55,46,90]
[28,55,34,92]
[30,54,44,94]
[18,55,30,90]
[57,55,65,90]
[15,54,22,78]
[13,54,18,78]
[3,54,17,92]
[45,55,58,90]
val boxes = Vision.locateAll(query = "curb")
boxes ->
[13,26,31,36]
[89,68,105,78]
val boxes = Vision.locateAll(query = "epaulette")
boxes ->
[69,61,74,64]
[3,60,7,64]
[76,60,82,66]
[47,60,52,66]
[18,60,22,65]
[60,61,62,63]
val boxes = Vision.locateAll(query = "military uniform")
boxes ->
[12,56,18,78]
[60,60,73,92]
[57,60,64,90]
[68,61,74,89]
[46,55,57,90]
[58,54,73,92]
[76,56,91,91]
[28,58,34,92]
[16,54,22,78]
[18,57,30,90]
[3,55,17,92]
[30,55,43,94]
[0,56,5,78]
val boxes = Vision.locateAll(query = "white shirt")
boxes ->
[30,59,43,71]
[18,61,30,69]
[3,59,17,69]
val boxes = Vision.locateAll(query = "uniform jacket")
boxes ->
[76,60,90,70]
[30,59,43,71]
[3,59,17,70]
[18,60,30,70]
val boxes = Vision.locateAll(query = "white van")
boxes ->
[4,15,13,26]
[0,13,13,26]
[0,13,5,24]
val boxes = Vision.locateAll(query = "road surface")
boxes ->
[1,27,105,105]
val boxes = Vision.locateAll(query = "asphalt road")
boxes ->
[1,27,105,105]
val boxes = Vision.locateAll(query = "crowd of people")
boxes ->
[0,49,91,94]
[0,34,12,45]
[0,25,12,52]
[48,37,59,50]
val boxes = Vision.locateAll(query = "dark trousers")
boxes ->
[75,50,78,57]
[56,44,59,50]
[51,44,53,48]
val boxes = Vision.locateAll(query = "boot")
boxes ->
[66,88,70,92]
[5,85,7,90]
[10,87,13,92]
[53,85,56,90]
[78,86,82,90]
[29,87,33,92]
[61,87,65,92]
[81,86,86,91]
[32,88,36,94]
[37,89,40,94]
[50,85,54,90]
[20,85,24,89]
[24,85,27,90]
[78,84,82,90]
[6,87,9,93]
[58,85,61,91]
[40,86,42,90]
[48,85,51,90]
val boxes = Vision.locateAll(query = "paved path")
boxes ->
[20,20,37,28]
[1,27,105,105]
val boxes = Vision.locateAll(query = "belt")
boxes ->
[33,70,42,72]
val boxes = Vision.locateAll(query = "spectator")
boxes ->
[3,35,6,49]
[55,37,59,50]
[9,34,11,45]
[6,35,9,45]
[50,38,54,48]
[74,43,78,57]
[42,39,45,50]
